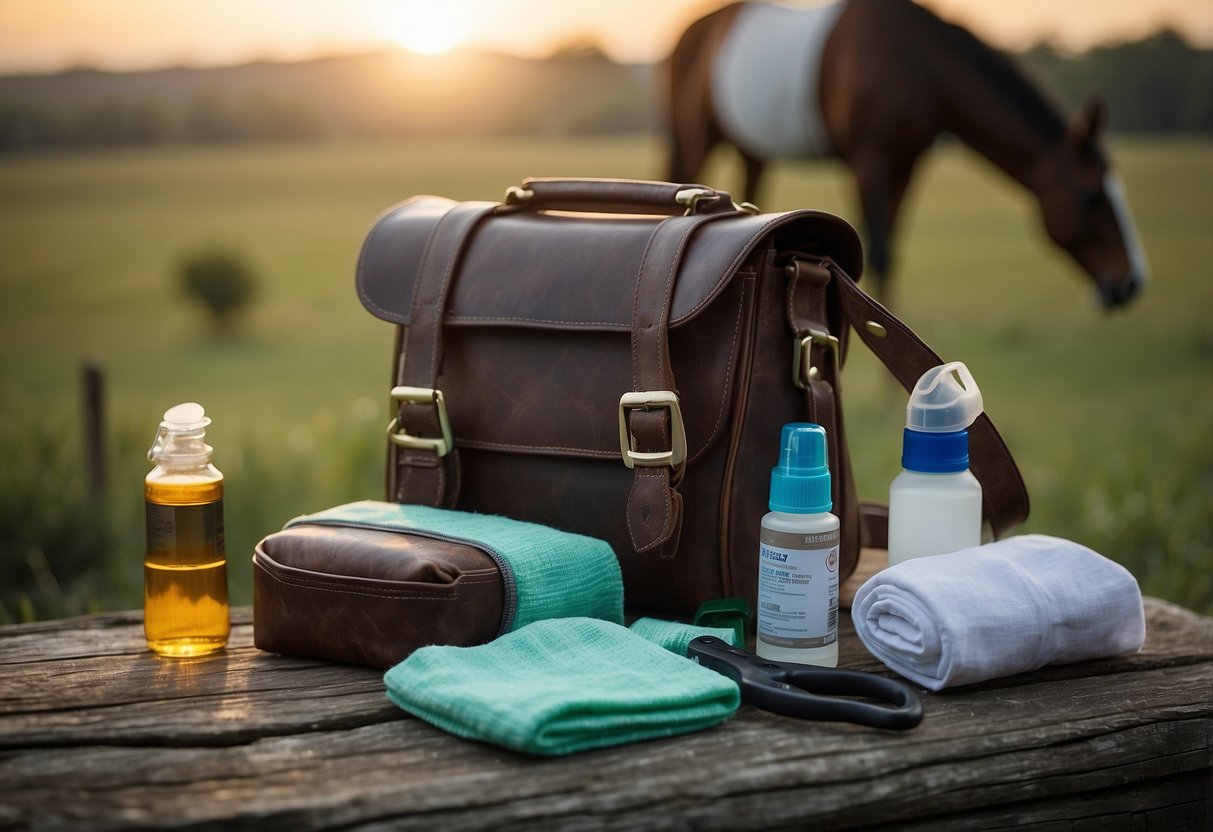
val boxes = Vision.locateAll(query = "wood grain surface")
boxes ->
[1,598,1210,831]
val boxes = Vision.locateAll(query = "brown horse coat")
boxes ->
[667,0,1147,308]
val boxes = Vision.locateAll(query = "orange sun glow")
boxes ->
[385,1,471,55]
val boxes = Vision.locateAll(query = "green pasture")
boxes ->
[1,135,1210,621]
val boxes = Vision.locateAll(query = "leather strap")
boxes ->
[785,257,861,578]
[817,258,1031,537]
[624,211,732,554]
[859,502,890,550]
[390,201,497,508]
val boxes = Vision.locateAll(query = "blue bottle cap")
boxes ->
[769,423,832,514]
[901,428,970,473]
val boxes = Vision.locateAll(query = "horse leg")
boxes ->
[740,150,766,206]
[852,153,915,310]
[666,23,718,183]
[666,97,699,182]
[669,125,718,185]
[851,153,918,405]
[665,3,745,186]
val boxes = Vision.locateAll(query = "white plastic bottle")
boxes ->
[888,362,984,566]
[757,422,840,668]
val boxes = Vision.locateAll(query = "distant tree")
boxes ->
[184,90,250,142]
[75,96,176,146]
[0,102,67,151]
[239,91,324,140]
[547,37,613,63]
[177,245,258,333]
[1020,30,1213,132]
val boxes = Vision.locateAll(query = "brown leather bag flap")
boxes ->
[357,194,862,463]
[355,196,863,330]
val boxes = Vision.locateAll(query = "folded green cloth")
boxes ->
[288,501,623,634]
[384,617,740,756]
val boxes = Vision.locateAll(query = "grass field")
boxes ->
[1,135,1211,621]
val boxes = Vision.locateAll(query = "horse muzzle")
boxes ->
[1097,269,1146,310]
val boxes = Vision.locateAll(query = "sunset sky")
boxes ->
[0,0,1209,74]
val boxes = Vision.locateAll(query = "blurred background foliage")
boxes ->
[177,244,259,333]
[1,26,1210,623]
[0,31,1209,153]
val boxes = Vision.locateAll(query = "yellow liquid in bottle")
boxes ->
[144,475,230,657]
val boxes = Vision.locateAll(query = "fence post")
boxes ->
[82,359,106,495]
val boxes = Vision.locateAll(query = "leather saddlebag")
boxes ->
[355,178,1028,614]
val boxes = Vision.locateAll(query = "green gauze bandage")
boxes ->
[384,617,741,757]
[628,617,739,655]
[288,501,623,633]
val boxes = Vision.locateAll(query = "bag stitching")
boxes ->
[356,197,426,323]
[627,466,673,550]
[458,439,619,457]
[258,564,499,600]
[446,314,626,329]
[680,216,783,322]
[697,282,748,460]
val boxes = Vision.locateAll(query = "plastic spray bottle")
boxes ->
[887,362,984,566]
[757,422,840,668]
[144,402,230,657]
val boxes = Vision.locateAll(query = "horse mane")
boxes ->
[908,0,1068,146]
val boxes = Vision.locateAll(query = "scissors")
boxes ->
[688,636,923,731]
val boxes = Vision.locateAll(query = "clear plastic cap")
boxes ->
[906,362,983,433]
[163,402,210,431]
[148,402,212,462]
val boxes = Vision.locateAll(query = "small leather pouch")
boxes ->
[254,524,504,669]
[253,501,623,669]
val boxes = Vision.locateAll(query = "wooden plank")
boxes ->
[2,600,1205,748]
[0,607,252,665]
[0,599,1209,830]
[1,674,1208,831]
[887,770,1210,830]
[0,635,400,748]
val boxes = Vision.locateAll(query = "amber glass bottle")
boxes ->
[144,402,230,657]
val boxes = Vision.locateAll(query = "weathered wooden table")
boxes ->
[2,595,1210,830]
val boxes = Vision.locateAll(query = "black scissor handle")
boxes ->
[688,636,923,731]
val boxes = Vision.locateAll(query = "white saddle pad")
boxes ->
[711,1,845,160]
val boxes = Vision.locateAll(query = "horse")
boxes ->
[666,0,1149,310]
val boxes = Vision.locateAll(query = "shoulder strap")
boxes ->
[820,258,1031,537]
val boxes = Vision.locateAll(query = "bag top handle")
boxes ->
[504,178,741,217]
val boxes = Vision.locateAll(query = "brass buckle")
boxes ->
[618,391,687,469]
[503,185,534,205]
[792,329,840,390]
[674,187,714,215]
[387,386,454,456]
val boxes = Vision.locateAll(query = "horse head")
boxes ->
[1036,96,1149,309]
